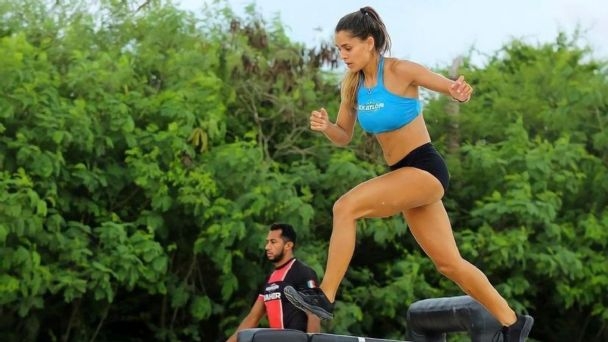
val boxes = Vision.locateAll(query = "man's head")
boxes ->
[265,223,297,264]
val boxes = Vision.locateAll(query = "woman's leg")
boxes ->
[403,200,517,326]
[319,167,445,302]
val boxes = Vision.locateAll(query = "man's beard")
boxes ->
[267,250,284,263]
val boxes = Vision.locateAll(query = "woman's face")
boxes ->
[335,30,374,71]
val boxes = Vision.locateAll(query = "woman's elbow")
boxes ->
[335,141,350,147]
[333,136,352,147]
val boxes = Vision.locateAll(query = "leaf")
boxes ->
[190,295,212,320]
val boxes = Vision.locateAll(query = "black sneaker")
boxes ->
[284,285,334,320]
[493,314,534,342]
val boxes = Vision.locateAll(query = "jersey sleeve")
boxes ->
[294,261,320,290]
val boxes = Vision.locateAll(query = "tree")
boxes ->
[1,0,607,341]
[424,33,608,341]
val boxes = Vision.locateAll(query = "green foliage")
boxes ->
[1,0,607,341]
[426,35,608,341]
[0,0,336,341]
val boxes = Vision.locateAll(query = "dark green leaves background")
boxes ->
[0,0,606,341]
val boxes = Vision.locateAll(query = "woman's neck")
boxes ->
[361,54,381,87]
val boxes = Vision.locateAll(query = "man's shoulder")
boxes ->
[289,259,318,276]
[292,258,313,269]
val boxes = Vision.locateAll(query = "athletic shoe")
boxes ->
[284,285,334,320]
[493,314,534,341]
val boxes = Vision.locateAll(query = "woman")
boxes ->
[284,6,534,342]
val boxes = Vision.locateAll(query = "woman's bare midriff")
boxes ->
[375,114,431,166]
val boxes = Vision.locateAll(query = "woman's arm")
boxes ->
[396,60,473,102]
[310,100,357,147]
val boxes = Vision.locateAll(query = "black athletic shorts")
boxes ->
[388,142,450,193]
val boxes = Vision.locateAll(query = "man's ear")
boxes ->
[285,241,294,250]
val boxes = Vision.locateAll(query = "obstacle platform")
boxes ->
[406,295,502,342]
[237,328,309,342]
[237,329,408,342]
[238,295,503,342]
[311,333,409,342]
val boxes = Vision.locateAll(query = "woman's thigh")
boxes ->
[335,167,444,219]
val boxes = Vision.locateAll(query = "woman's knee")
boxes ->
[434,257,468,280]
[332,194,358,219]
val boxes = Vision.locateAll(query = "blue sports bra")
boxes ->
[357,56,421,134]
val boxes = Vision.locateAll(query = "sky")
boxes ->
[176,0,607,68]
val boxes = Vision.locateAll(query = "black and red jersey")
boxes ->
[257,258,318,331]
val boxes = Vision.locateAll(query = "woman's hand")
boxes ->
[449,75,473,103]
[310,108,330,132]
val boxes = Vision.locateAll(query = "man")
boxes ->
[226,223,321,342]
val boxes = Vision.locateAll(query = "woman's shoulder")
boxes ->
[385,57,424,80]
[386,57,425,71]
